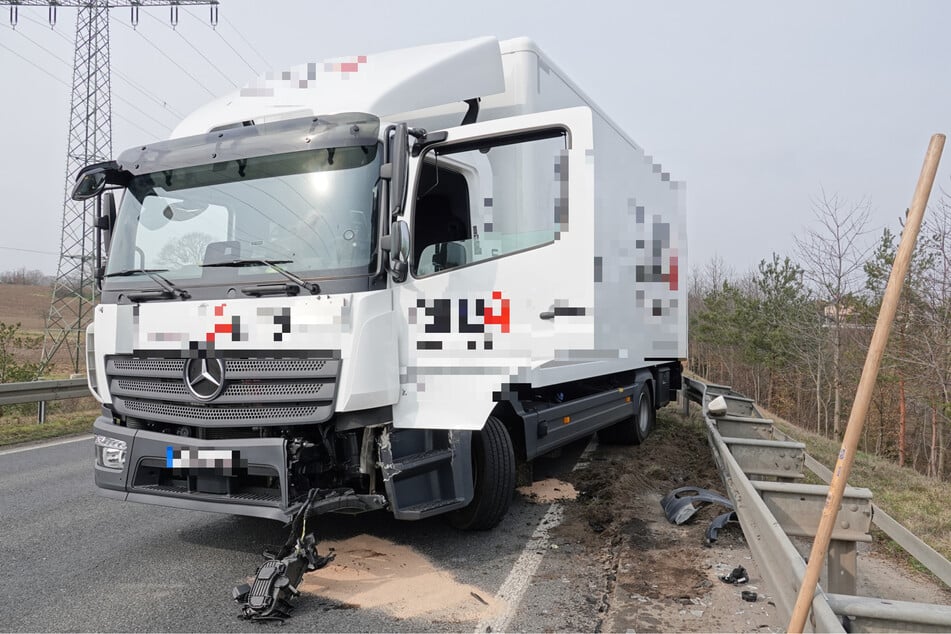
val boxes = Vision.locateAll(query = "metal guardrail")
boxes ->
[772,428,951,590]
[0,378,91,422]
[0,378,89,406]
[684,376,951,633]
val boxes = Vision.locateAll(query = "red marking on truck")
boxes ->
[484,291,511,333]
[669,256,679,291]
[206,322,233,342]
[327,56,367,73]
[214,303,226,317]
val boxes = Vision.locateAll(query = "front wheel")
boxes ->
[448,416,515,531]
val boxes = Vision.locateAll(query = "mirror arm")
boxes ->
[94,195,103,289]
[389,123,408,219]
[94,192,116,289]
[381,220,409,283]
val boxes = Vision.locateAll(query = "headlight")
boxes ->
[95,435,127,469]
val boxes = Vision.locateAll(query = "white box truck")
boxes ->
[75,36,686,530]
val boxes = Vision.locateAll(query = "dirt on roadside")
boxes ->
[550,407,784,632]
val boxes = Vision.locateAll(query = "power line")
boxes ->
[8,25,178,131]
[111,15,218,99]
[0,245,59,255]
[182,6,259,76]
[142,9,238,89]
[0,38,68,86]
[19,11,186,118]
[219,11,268,69]
[0,39,166,139]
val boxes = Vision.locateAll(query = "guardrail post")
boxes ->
[828,539,857,596]
[37,400,46,424]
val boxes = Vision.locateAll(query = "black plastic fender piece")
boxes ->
[705,510,739,546]
[660,486,734,525]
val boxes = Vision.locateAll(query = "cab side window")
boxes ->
[412,129,568,277]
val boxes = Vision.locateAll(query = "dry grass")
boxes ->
[0,402,98,445]
[0,283,52,330]
[0,283,95,446]
[0,282,86,376]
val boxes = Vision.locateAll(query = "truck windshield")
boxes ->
[105,144,381,286]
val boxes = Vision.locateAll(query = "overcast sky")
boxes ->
[0,0,948,279]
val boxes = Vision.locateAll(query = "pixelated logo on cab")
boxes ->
[412,291,509,351]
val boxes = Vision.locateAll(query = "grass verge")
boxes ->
[0,407,97,446]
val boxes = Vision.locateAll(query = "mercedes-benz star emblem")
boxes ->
[183,358,226,401]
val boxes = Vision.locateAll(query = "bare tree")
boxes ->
[796,189,874,438]
[157,232,214,269]
[904,195,951,479]
[0,268,49,285]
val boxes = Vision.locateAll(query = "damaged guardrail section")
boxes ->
[683,376,951,633]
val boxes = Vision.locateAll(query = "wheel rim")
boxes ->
[638,394,651,434]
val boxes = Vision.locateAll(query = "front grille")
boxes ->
[119,398,327,422]
[112,377,328,402]
[226,359,329,373]
[106,353,339,428]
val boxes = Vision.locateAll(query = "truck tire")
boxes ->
[599,383,655,445]
[449,416,515,531]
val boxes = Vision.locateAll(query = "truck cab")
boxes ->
[76,37,686,529]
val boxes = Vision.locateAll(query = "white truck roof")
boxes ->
[171,36,507,138]
[172,35,645,157]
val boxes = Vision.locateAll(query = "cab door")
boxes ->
[392,106,596,431]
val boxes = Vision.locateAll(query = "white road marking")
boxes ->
[475,437,599,633]
[0,434,92,456]
[476,503,564,633]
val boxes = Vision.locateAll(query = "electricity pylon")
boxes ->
[3,0,218,374]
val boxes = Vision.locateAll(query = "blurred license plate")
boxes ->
[166,447,241,471]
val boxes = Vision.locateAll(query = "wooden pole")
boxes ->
[788,133,945,633]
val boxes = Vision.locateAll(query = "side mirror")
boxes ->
[72,160,123,201]
[73,171,107,201]
[381,219,410,283]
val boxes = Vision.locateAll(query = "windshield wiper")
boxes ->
[201,259,321,295]
[104,268,190,300]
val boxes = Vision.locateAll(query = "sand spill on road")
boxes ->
[517,477,578,503]
[300,534,502,622]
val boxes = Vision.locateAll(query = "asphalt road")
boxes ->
[0,434,593,633]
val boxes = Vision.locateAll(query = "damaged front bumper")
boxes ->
[93,416,384,521]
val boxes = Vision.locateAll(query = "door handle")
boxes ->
[539,311,555,320]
